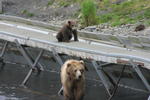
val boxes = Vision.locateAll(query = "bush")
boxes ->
[81,0,98,26]
[47,0,55,6]
[144,8,150,19]
[59,1,70,7]
[21,9,34,17]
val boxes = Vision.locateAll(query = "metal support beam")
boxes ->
[32,50,44,70]
[51,47,64,96]
[108,65,126,100]
[15,39,44,86]
[92,60,114,96]
[0,41,8,57]
[130,60,150,92]
[21,69,33,86]
[51,47,63,66]
[0,41,8,67]
[116,36,133,50]
[97,62,114,68]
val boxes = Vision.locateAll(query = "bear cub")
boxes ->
[56,21,79,42]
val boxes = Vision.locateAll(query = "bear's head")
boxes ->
[67,20,76,29]
[66,60,88,80]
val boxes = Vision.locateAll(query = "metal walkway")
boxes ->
[0,20,150,98]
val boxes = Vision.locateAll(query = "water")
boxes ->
[0,62,149,100]
[0,95,20,100]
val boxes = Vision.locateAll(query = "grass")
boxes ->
[21,10,34,17]
[80,0,99,26]
[47,0,55,6]
[55,0,83,7]
[58,1,70,7]
[57,0,80,7]
[27,13,34,17]
[42,0,150,26]
[98,0,150,26]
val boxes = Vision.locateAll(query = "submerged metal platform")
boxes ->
[0,17,150,99]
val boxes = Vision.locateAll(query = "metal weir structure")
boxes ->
[0,16,150,98]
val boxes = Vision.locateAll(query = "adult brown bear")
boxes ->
[60,59,88,100]
[56,21,79,42]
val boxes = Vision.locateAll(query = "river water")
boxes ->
[0,43,149,100]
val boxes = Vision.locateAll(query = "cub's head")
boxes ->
[67,20,77,29]
[66,60,88,80]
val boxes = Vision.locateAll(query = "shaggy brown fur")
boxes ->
[56,21,78,42]
[60,60,88,100]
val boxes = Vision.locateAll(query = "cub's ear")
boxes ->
[80,60,88,71]
[68,21,71,25]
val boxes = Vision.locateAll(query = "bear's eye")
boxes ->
[80,69,84,73]
[74,69,77,72]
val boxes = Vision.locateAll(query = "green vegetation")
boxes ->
[58,1,70,7]
[47,0,55,6]
[99,0,150,26]
[56,0,79,7]
[81,0,98,26]
[21,10,34,17]
[45,0,150,27]
[21,10,28,14]
[27,13,34,17]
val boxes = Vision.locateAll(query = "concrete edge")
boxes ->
[0,14,61,31]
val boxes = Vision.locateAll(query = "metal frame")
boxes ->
[92,59,150,96]
[130,60,150,92]
[1,31,150,65]
[0,39,65,87]
[0,41,8,67]
[15,39,44,86]
[0,31,150,95]
[0,39,65,88]
[116,36,133,49]
[51,47,64,96]
[51,47,63,66]
[108,65,126,100]
[92,60,115,96]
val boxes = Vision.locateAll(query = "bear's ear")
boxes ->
[80,60,88,71]
[68,21,71,25]
[80,60,84,64]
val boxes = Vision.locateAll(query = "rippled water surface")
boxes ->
[0,48,149,100]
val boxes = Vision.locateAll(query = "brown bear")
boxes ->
[56,20,79,42]
[60,59,88,100]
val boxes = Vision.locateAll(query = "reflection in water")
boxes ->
[0,95,20,100]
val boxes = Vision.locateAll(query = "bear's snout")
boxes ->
[79,75,82,79]
[76,70,82,80]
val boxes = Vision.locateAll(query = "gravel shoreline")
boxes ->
[82,24,150,37]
